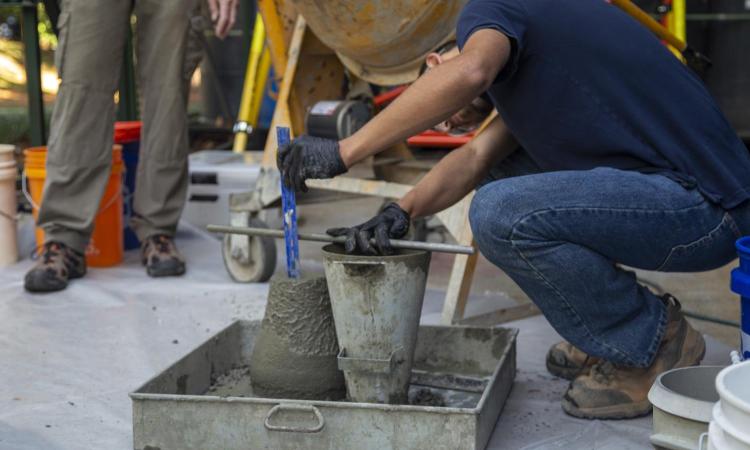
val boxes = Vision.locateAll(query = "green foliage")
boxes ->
[0,106,52,144]
[0,107,31,143]
[36,3,56,49]
[0,3,57,49]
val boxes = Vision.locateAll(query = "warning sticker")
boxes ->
[310,101,339,116]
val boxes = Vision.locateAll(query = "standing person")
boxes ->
[278,0,750,419]
[25,0,238,292]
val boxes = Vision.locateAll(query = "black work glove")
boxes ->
[326,203,410,255]
[277,135,348,192]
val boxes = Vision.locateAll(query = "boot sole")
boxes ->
[24,269,84,293]
[562,326,706,420]
[562,397,653,420]
[25,277,68,293]
[146,262,186,278]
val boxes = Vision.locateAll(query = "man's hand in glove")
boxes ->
[326,203,410,255]
[277,135,348,192]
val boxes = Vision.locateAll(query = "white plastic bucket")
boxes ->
[0,144,14,162]
[0,160,18,266]
[708,403,750,450]
[707,421,729,450]
[707,361,750,450]
[649,365,722,449]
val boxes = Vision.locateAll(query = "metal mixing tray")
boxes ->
[131,320,518,450]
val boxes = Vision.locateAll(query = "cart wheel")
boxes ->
[222,218,277,283]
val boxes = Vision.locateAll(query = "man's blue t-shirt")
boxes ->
[456,0,750,209]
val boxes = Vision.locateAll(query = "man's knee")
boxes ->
[470,180,559,256]
[469,184,516,250]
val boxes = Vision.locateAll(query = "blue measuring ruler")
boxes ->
[277,126,300,279]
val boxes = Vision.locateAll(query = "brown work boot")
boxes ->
[24,241,86,293]
[562,295,705,419]
[141,234,186,277]
[546,341,599,380]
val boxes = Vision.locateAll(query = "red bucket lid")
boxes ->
[114,121,142,143]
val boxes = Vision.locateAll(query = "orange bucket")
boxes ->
[23,146,124,267]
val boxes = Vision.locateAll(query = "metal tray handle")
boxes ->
[264,404,325,433]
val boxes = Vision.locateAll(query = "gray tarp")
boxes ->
[0,220,731,449]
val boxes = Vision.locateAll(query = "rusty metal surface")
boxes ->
[290,0,468,84]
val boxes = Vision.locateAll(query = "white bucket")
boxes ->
[707,361,750,450]
[707,421,728,450]
[0,160,18,266]
[0,144,15,162]
[648,365,722,450]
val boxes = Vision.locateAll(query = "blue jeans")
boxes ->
[471,151,750,367]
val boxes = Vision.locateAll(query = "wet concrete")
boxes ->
[204,365,476,409]
[410,388,446,407]
[249,275,346,400]
[206,366,254,397]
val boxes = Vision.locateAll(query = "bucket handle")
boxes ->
[263,404,325,433]
[22,170,123,213]
[0,210,18,223]
[20,170,39,211]
[698,432,708,450]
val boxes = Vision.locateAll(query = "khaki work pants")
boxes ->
[38,0,203,253]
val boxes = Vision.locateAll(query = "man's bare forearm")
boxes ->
[398,116,518,218]
[339,60,488,166]
[398,145,489,218]
[338,30,511,167]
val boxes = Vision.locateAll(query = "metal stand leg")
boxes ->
[21,0,45,146]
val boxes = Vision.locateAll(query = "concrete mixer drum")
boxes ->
[289,0,469,85]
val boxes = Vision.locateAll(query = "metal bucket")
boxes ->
[322,245,431,404]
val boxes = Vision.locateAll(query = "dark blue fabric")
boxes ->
[456,0,750,209]
[470,162,749,365]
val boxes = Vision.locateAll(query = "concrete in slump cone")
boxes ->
[249,275,346,400]
[322,245,431,404]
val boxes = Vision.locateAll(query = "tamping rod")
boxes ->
[207,225,475,255]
